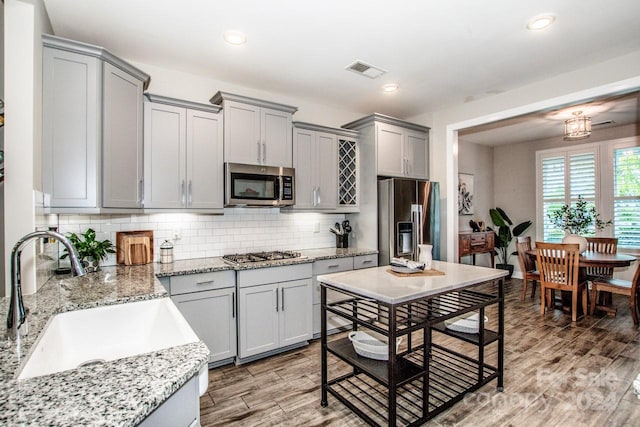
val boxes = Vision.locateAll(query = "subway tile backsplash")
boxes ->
[58,209,346,266]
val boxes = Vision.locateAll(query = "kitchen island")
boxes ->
[318,261,507,426]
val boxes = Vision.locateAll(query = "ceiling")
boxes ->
[43,0,640,119]
[459,91,640,146]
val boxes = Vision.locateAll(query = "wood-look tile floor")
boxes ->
[200,279,640,426]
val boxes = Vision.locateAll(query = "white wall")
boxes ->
[408,49,640,262]
[0,1,5,296]
[457,139,494,267]
[4,0,52,295]
[128,60,366,128]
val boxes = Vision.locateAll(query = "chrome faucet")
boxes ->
[6,230,85,340]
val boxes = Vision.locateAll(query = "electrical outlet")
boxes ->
[173,231,181,241]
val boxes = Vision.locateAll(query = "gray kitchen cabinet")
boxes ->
[168,270,237,366]
[311,255,378,337]
[237,264,312,362]
[144,94,223,211]
[342,113,429,180]
[139,375,199,427]
[42,46,100,208]
[210,91,297,167]
[102,62,144,208]
[41,34,150,212]
[292,125,337,209]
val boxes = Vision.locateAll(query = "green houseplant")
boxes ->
[489,207,532,278]
[547,195,612,252]
[60,228,115,272]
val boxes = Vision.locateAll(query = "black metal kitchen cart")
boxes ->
[320,277,504,426]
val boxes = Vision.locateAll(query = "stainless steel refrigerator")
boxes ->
[378,178,440,266]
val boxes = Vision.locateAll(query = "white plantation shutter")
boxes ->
[613,146,640,248]
[538,149,598,242]
[541,156,565,242]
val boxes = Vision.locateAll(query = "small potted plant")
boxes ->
[60,228,115,272]
[547,195,612,252]
[489,207,533,279]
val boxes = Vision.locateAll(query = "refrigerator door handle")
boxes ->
[411,204,422,261]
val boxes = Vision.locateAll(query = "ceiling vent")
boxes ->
[345,60,387,79]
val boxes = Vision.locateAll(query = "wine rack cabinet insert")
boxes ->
[320,272,504,426]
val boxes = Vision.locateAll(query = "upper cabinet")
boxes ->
[291,122,359,212]
[42,34,150,212]
[343,113,429,180]
[143,95,223,212]
[210,92,297,168]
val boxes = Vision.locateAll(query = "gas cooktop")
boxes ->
[222,250,306,265]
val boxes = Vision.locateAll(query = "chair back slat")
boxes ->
[516,236,535,272]
[536,242,581,290]
[585,237,618,279]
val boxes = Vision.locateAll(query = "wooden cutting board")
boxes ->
[386,268,445,277]
[116,230,154,265]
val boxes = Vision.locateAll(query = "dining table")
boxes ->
[525,249,636,316]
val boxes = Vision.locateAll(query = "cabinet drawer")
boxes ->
[237,263,312,288]
[470,234,487,247]
[170,270,236,295]
[353,254,378,270]
[313,257,353,275]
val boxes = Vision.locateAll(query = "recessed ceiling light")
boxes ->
[223,30,247,45]
[526,14,555,30]
[382,83,399,93]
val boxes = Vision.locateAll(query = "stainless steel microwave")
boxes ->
[225,163,295,207]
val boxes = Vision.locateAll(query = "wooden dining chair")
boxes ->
[516,236,540,300]
[585,237,618,280]
[536,242,588,322]
[590,262,640,326]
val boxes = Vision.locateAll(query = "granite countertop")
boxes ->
[0,246,377,425]
[318,260,507,304]
[0,264,208,426]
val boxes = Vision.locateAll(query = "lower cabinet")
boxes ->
[312,254,378,337]
[237,264,312,361]
[139,375,199,427]
[167,270,236,366]
[172,288,236,364]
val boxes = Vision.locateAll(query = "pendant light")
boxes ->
[564,111,591,140]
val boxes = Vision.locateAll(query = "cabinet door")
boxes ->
[143,102,186,208]
[279,279,312,347]
[172,288,236,364]
[187,109,223,209]
[238,283,279,358]
[292,128,315,209]
[261,107,292,167]
[223,100,261,165]
[102,62,144,208]
[42,47,100,208]
[315,132,337,209]
[405,130,428,179]
[376,123,404,177]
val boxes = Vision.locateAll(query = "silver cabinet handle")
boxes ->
[181,180,186,206]
[317,187,321,206]
[188,180,193,206]
[281,288,285,311]
[196,280,215,285]
[362,260,373,264]
[263,142,266,163]
[313,187,317,207]
[276,289,279,312]
[231,292,235,318]
[328,264,339,268]
[139,179,144,205]
[257,141,261,163]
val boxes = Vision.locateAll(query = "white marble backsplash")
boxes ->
[58,209,346,265]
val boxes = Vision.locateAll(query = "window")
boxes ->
[537,137,640,250]
[613,146,640,248]
[538,149,597,242]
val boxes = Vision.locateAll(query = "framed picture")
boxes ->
[458,173,474,215]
